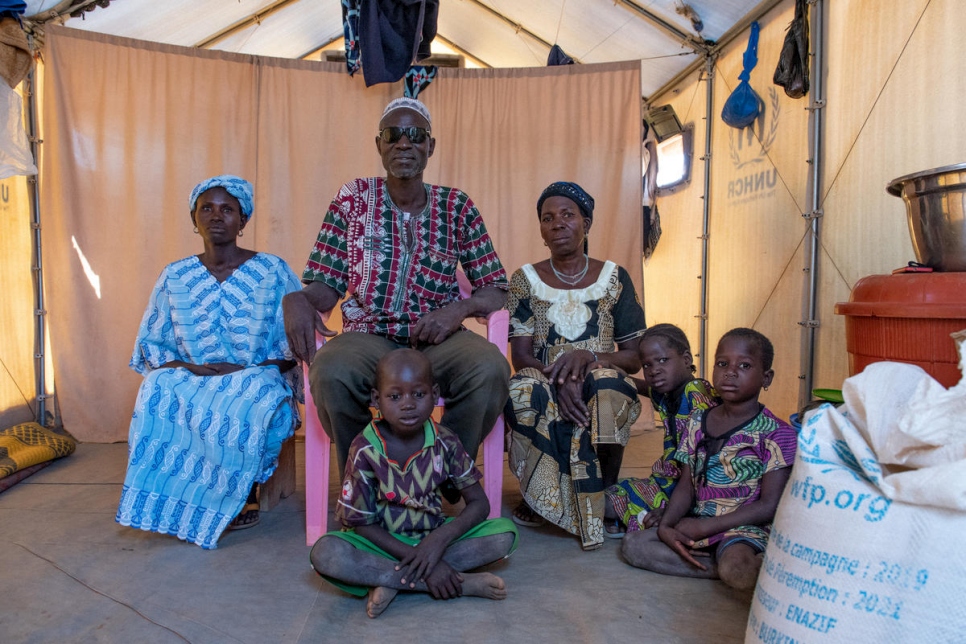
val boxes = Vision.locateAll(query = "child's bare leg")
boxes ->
[310,536,405,617]
[621,528,718,579]
[715,541,762,590]
[441,532,515,572]
[311,536,409,590]
[311,533,513,615]
[441,533,513,600]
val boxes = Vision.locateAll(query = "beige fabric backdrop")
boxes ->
[41,26,642,443]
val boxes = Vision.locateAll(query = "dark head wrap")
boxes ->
[536,181,595,221]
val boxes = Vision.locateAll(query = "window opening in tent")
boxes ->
[655,126,693,193]
[70,236,101,299]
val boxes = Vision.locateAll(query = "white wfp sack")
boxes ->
[746,332,966,643]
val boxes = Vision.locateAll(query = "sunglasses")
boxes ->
[378,126,431,145]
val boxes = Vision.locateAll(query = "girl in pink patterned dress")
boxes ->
[620,328,797,590]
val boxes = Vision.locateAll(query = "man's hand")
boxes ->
[283,290,336,364]
[409,304,465,346]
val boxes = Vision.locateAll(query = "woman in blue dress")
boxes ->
[116,175,302,548]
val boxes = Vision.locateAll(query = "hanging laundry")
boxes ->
[0,1,26,20]
[642,122,661,260]
[773,0,810,99]
[404,65,437,99]
[341,0,362,77]
[0,82,37,178]
[0,16,30,88]
[547,44,575,66]
[359,0,439,87]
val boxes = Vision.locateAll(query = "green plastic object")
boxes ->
[812,388,844,404]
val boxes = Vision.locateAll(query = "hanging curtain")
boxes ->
[40,26,641,442]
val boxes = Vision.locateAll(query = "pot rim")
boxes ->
[886,162,966,196]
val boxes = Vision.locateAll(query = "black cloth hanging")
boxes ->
[359,0,439,87]
[547,44,575,66]
[773,0,810,99]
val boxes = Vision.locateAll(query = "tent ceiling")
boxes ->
[24,0,768,98]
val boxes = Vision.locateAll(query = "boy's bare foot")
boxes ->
[459,572,507,600]
[366,586,398,618]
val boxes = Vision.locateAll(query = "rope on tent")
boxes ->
[0,354,34,414]
[577,15,634,60]
[819,0,931,209]
[553,0,566,45]
[678,73,702,125]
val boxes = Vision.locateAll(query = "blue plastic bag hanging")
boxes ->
[721,21,763,129]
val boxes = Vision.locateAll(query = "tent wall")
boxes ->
[814,0,966,394]
[647,0,966,421]
[645,0,808,420]
[0,175,36,428]
[40,26,642,443]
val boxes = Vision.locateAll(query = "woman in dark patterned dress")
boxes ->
[504,182,646,550]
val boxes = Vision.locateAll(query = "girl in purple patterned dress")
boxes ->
[621,328,797,590]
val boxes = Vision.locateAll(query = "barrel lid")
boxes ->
[834,272,966,318]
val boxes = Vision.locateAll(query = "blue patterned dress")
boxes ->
[116,253,302,548]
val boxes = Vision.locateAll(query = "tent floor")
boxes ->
[0,413,751,643]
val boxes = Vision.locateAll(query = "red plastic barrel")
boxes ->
[834,272,966,387]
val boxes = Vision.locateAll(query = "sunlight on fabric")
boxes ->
[70,235,101,299]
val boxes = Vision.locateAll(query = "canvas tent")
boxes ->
[1,0,963,443]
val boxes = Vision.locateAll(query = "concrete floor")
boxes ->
[0,415,752,643]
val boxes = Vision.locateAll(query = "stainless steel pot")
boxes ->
[887,163,966,272]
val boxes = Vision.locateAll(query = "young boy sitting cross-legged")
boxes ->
[310,348,518,618]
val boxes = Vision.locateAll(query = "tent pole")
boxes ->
[24,68,46,425]
[800,0,826,408]
[697,53,715,378]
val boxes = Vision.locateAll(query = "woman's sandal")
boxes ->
[603,517,626,539]
[229,502,260,530]
[511,501,546,528]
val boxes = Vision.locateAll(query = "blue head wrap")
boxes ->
[537,181,595,221]
[189,175,254,222]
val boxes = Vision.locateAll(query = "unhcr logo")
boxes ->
[726,87,780,204]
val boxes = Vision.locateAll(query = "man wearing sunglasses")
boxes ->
[284,97,510,476]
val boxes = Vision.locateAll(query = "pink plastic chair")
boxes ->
[302,273,508,546]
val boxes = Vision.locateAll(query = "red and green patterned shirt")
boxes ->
[337,419,482,539]
[303,177,507,339]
